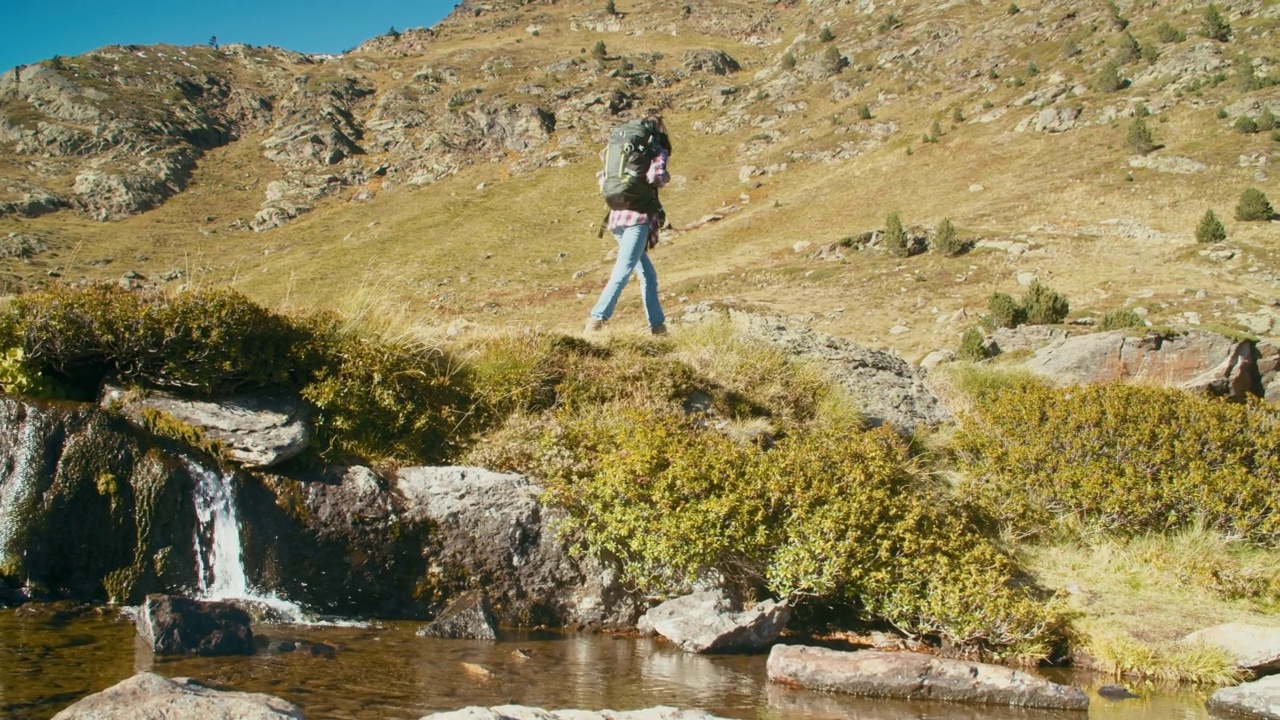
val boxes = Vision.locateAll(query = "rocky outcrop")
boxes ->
[417,590,499,639]
[680,50,741,76]
[720,310,950,433]
[0,396,198,603]
[1207,674,1280,720]
[51,672,303,720]
[1184,623,1280,674]
[102,385,311,468]
[637,589,789,654]
[1006,328,1263,402]
[767,646,1089,711]
[420,707,729,720]
[136,594,254,656]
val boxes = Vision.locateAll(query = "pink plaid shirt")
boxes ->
[606,148,669,232]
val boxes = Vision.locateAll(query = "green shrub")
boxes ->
[1157,21,1186,43]
[1021,282,1070,325]
[932,218,965,257]
[953,382,1280,545]
[1106,0,1128,30]
[879,13,902,32]
[821,45,845,75]
[1236,188,1274,221]
[781,52,796,70]
[0,347,64,398]
[1007,3,1019,15]
[1235,116,1259,134]
[1095,61,1125,93]
[592,40,607,59]
[1116,31,1141,64]
[6,285,308,397]
[1099,308,1145,331]
[957,328,989,362]
[537,402,1066,653]
[858,103,872,119]
[883,212,908,258]
[987,292,1026,329]
[604,0,617,14]
[1196,209,1227,243]
[1259,107,1277,132]
[1201,4,1232,42]
[1127,116,1155,154]
[818,25,835,42]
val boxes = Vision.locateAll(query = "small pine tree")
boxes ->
[592,40,608,59]
[884,212,909,258]
[1201,4,1232,42]
[1107,0,1129,30]
[953,106,965,123]
[818,25,835,42]
[933,218,964,257]
[1157,21,1185,43]
[1116,31,1141,64]
[781,52,796,70]
[1236,54,1259,92]
[858,103,873,119]
[1196,209,1227,243]
[1141,41,1160,63]
[931,118,943,138]
[1127,116,1156,154]
[1022,282,1070,325]
[1007,3,1020,15]
[1258,106,1277,132]
[879,13,902,33]
[1236,188,1275,222]
[987,292,1026,329]
[605,0,617,15]
[821,45,844,75]
[209,36,218,49]
[1027,61,1039,76]
[388,26,400,39]
[957,328,989,362]
[1096,61,1124,93]
[1100,308,1146,331]
[1235,116,1259,134]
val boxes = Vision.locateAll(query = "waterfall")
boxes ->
[184,457,307,623]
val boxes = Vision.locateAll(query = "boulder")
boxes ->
[638,589,789,654]
[417,590,500,640]
[1005,328,1263,402]
[395,466,643,629]
[102,385,311,468]
[725,310,951,433]
[1184,623,1280,673]
[766,645,1089,711]
[1207,674,1280,720]
[51,672,302,720]
[136,594,254,656]
[681,49,741,76]
[419,707,729,720]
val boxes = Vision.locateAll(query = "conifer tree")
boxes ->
[1127,116,1155,154]
[1201,4,1232,42]
[884,212,909,258]
[1196,209,1227,243]
[1236,189,1274,222]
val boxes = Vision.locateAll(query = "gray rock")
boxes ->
[726,310,951,433]
[1010,328,1263,401]
[1184,623,1280,673]
[638,589,789,654]
[766,645,1089,711]
[0,233,49,258]
[51,672,302,720]
[102,386,311,468]
[681,49,741,76]
[419,706,729,720]
[1207,674,1280,720]
[418,590,499,640]
[136,594,254,656]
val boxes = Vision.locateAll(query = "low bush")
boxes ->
[986,292,1025,329]
[952,380,1280,545]
[883,212,908,258]
[1235,188,1274,222]
[1022,282,1070,325]
[1196,209,1227,243]
[957,328,989,362]
[1099,308,1145,331]
[534,401,1066,655]
[932,218,965,256]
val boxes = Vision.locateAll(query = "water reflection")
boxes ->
[0,609,1218,720]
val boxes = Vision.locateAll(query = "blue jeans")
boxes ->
[590,222,665,327]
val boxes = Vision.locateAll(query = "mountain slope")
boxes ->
[0,0,1277,358]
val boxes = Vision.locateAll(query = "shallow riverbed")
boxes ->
[0,609,1219,720]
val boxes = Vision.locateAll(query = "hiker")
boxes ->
[585,114,671,335]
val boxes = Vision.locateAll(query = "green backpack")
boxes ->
[600,118,663,214]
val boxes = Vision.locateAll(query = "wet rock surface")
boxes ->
[417,590,499,640]
[1207,674,1280,720]
[136,594,254,656]
[638,589,789,654]
[1184,623,1280,674]
[419,707,730,720]
[766,645,1089,711]
[51,672,303,719]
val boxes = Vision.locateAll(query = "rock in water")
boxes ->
[638,589,789,654]
[1184,623,1280,674]
[418,706,730,719]
[417,590,499,640]
[767,645,1089,711]
[136,594,254,656]
[1207,674,1280,720]
[51,672,302,719]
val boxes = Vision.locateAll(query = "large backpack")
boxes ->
[600,119,663,214]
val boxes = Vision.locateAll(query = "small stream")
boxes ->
[0,609,1218,720]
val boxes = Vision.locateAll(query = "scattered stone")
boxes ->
[0,233,49,258]
[638,589,789,654]
[1183,623,1280,673]
[1207,674,1280,720]
[136,594,254,656]
[919,349,955,370]
[767,645,1089,711]
[419,706,730,719]
[51,672,302,720]
[101,386,311,468]
[1015,271,1038,286]
[417,590,499,640]
[1097,685,1139,700]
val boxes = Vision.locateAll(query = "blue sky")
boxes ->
[2,0,457,72]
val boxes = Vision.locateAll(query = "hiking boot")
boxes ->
[650,324,668,336]
[584,317,605,333]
